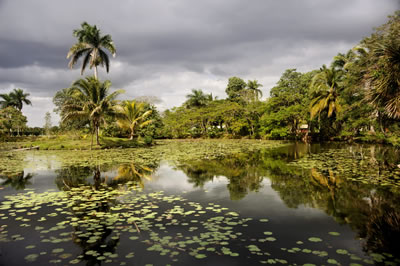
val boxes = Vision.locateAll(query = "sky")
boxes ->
[0,0,398,127]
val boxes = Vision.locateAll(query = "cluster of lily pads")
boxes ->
[0,139,286,177]
[289,147,400,188]
[1,180,398,265]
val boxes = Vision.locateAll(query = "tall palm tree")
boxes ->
[114,100,153,140]
[10,88,32,111]
[246,80,263,101]
[184,89,213,108]
[310,65,342,120]
[67,22,116,79]
[61,76,124,146]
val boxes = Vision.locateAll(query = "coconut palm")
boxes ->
[67,22,116,79]
[61,76,124,146]
[114,100,153,140]
[310,65,342,120]
[184,89,213,108]
[246,80,263,101]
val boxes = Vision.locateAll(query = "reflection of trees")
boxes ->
[0,171,34,190]
[179,142,400,256]
[55,161,159,191]
[107,163,153,188]
[263,143,400,257]
[54,161,158,265]
[55,166,93,189]
[179,152,266,200]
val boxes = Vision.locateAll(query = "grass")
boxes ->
[0,135,148,151]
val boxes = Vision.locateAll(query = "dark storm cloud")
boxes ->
[0,39,65,68]
[0,0,398,126]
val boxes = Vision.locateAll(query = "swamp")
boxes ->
[0,140,399,265]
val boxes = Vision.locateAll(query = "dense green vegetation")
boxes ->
[162,11,400,144]
[2,12,400,147]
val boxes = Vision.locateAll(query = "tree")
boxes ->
[310,65,342,120]
[114,100,153,140]
[0,93,15,109]
[10,88,32,111]
[61,76,124,146]
[184,89,213,108]
[245,80,263,102]
[53,87,89,129]
[67,22,116,79]
[309,65,343,138]
[0,88,31,111]
[226,77,246,101]
[260,69,314,139]
[0,107,27,136]
[44,112,52,135]
[367,37,400,119]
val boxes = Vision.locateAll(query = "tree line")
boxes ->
[163,11,400,144]
[2,11,400,145]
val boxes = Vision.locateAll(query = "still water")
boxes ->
[0,142,399,265]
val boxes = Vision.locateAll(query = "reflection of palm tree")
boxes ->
[0,171,34,190]
[111,163,153,188]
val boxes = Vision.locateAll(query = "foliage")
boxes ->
[67,21,116,79]
[0,88,31,111]
[184,89,213,109]
[225,77,247,102]
[260,69,314,139]
[0,106,27,136]
[114,100,153,140]
[61,76,124,146]
[44,112,52,135]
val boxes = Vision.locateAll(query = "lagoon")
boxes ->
[0,140,399,265]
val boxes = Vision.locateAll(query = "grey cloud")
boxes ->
[0,0,398,126]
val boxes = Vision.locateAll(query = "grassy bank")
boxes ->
[0,136,152,151]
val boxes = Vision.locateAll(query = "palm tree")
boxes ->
[114,100,153,140]
[67,22,116,79]
[0,93,15,109]
[367,39,400,118]
[10,88,32,111]
[310,65,342,120]
[61,76,124,146]
[246,80,263,101]
[0,89,31,110]
[184,89,213,108]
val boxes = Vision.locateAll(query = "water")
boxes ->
[0,142,399,265]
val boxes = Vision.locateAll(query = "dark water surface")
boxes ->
[1,142,399,265]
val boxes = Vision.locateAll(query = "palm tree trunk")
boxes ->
[94,66,98,80]
[96,125,100,145]
[90,126,94,150]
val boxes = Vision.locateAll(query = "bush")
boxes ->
[143,135,153,145]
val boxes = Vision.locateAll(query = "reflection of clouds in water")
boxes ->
[145,163,199,192]
[23,153,62,171]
